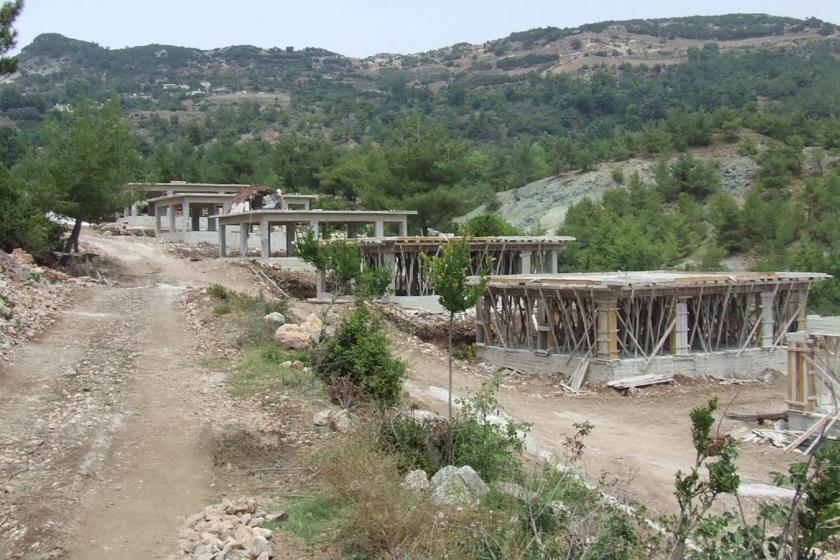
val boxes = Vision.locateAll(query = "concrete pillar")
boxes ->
[207,207,217,232]
[375,220,384,238]
[347,223,358,239]
[285,224,295,256]
[595,295,619,361]
[383,251,397,296]
[786,332,816,412]
[316,271,328,298]
[548,249,558,274]
[399,219,408,237]
[310,220,320,239]
[260,219,271,260]
[191,206,200,232]
[123,205,130,217]
[168,204,176,234]
[239,223,249,257]
[222,201,231,214]
[671,297,690,355]
[475,297,486,345]
[759,290,776,348]
[218,224,227,257]
[183,200,191,232]
[155,206,163,234]
[131,203,139,217]
[519,250,533,275]
[303,200,310,210]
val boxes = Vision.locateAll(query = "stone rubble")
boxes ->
[403,469,431,493]
[0,249,95,358]
[170,499,287,560]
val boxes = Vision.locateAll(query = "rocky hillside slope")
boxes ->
[3,14,836,102]
[459,141,835,233]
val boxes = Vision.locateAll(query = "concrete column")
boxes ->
[548,249,558,274]
[155,206,163,234]
[168,204,176,233]
[595,295,619,361]
[347,223,358,239]
[183,200,191,232]
[519,250,533,274]
[285,224,295,256]
[316,271,328,298]
[383,251,397,296]
[260,219,271,259]
[207,208,217,232]
[375,220,384,238]
[759,290,776,348]
[239,223,249,257]
[310,220,320,239]
[671,297,690,355]
[303,200,310,210]
[399,219,408,237]
[222,201,231,214]
[131,203,139,217]
[191,206,200,232]
[475,297,486,344]
[123,206,130,217]
[218,224,227,257]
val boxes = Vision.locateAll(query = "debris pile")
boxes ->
[91,222,154,237]
[173,498,286,560]
[0,250,74,355]
[377,301,474,344]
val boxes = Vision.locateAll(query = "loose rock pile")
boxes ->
[173,498,286,560]
[92,222,154,237]
[0,250,78,356]
[377,302,474,345]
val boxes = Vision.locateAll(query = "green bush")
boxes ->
[314,304,405,406]
[379,379,528,482]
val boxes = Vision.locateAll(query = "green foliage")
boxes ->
[379,379,528,482]
[313,304,405,406]
[423,238,489,316]
[655,154,720,201]
[461,213,522,237]
[0,164,61,258]
[0,0,23,74]
[669,398,740,556]
[230,343,316,397]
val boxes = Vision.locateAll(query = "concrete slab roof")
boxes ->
[127,182,318,199]
[147,193,237,204]
[473,271,831,291]
[356,235,575,245]
[217,209,417,224]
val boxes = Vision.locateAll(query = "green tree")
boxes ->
[39,96,141,253]
[461,213,522,237]
[0,0,23,74]
[422,239,489,422]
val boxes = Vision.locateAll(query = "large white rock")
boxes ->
[430,465,489,507]
[263,311,286,325]
[313,409,333,426]
[403,469,430,493]
[329,409,355,433]
[396,409,446,425]
[274,314,322,350]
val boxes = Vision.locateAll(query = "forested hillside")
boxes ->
[2,13,840,310]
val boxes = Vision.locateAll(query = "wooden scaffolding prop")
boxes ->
[357,236,572,297]
[474,273,824,372]
[786,316,840,417]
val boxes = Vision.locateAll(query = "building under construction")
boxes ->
[472,271,829,384]
[357,236,574,297]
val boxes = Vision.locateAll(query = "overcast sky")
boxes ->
[11,0,840,57]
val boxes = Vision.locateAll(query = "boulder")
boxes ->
[10,248,34,266]
[274,314,322,350]
[263,312,286,325]
[430,465,489,507]
[312,409,333,426]
[396,409,446,426]
[329,409,355,433]
[403,469,430,493]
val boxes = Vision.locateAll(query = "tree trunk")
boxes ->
[61,218,83,265]
[447,312,454,464]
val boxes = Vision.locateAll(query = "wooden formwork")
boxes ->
[474,273,824,367]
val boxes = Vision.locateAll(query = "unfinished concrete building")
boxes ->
[356,236,574,297]
[786,315,840,435]
[216,209,416,260]
[472,272,829,384]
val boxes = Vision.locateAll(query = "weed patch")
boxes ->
[230,343,317,398]
[282,496,342,544]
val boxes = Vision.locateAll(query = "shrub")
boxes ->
[379,379,529,483]
[313,304,405,406]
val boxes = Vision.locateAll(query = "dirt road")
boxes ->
[0,234,255,559]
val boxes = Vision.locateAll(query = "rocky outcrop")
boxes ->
[430,465,489,507]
